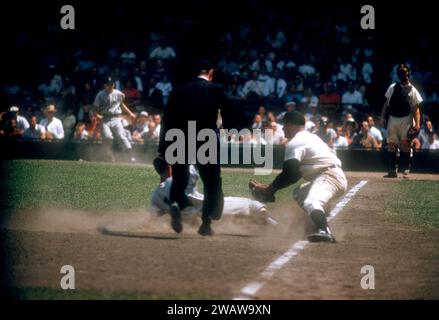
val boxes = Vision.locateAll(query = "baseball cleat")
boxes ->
[308,229,336,243]
[169,202,183,233]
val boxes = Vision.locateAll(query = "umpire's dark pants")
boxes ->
[170,163,224,222]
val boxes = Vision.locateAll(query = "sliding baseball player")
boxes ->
[150,159,277,225]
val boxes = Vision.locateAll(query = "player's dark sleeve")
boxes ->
[270,158,301,190]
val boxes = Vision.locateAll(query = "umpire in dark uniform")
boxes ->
[158,60,231,236]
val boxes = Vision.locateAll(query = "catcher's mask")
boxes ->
[397,63,411,82]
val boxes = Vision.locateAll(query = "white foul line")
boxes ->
[233,180,368,300]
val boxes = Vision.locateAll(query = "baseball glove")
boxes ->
[407,126,419,141]
[249,179,276,203]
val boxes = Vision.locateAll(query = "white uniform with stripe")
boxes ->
[94,89,132,150]
[150,165,265,216]
[285,130,347,214]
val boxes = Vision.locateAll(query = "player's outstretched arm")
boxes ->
[270,158,302,191]
[250,159,301,202]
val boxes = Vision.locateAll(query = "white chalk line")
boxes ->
[233,180,368,300]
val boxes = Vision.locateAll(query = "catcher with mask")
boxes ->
[380,63,423,178]
[249,111,347,242]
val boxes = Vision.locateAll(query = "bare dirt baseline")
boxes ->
[1,172,439,299]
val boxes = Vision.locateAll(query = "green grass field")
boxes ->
[1,160,438,299]
[0,160,292,213]
[388,180,439,229]
[0,160,294,300]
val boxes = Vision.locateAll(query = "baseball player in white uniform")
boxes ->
[249,111,347,242]
[150,160,278,225]
[93,77,137,162]
[380,63,422,178]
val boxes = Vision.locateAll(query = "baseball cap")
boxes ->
[282,111,305,126]
[9,106,19,112]
[104,77,115,85]
[139,111,149,118]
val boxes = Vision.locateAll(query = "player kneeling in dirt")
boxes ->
[150,158,278,226]
[249,111,347,242]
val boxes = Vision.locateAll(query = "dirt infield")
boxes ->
[1,173,439,299]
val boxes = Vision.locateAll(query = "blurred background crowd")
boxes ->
[1,0,438,151]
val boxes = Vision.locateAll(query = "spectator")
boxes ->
[86,110,102,141]
[343,119,357,145]
[63,108,77,140]
[149,41,176,60]
[120,48,137,65]
[23,115,46,140]
[1,118,22,138]
[277,102,297,122]
[78,83,95,123]
[316,116,337,148]
[145,77,164,110]
[419,120,434,146]
[242,71,264,100]
[9,106,30,134]
[122,79,142,107]
[342,81,363,110]
[263,121,285,145]
[339,57,357,81]
[352,121,378,149]
[333,126,349,149]
[152,113,162,137]
[367,116,383,148]
[40,104,65,140]
[132,111,150,143]
[319,82,341,118]
[361,57,374,84]
[143,121,159,142]
[428,133,439,150]
[73,122,89,140]
[298,58,316,77]
[304,113,316,133]
[59,76,77,114]
[155,75,173,106]
[151,59,168,82]
[284,83,303,105]
[300,88,319,110]
[275,52,296,72]
[263,68,287,100]
[252,114,263,130]
[251,53,273,73]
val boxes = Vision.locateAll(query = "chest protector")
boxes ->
[388,83,412,117]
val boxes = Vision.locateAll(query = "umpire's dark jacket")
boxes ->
[158,76,231,221]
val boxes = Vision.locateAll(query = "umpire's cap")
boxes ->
[282,111,305,126]
[193,59,214,75]
[153,157,168,175]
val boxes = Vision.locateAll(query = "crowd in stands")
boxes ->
[2,4,439,152]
